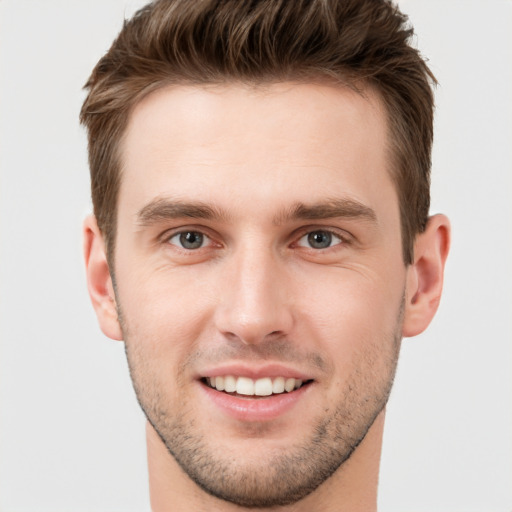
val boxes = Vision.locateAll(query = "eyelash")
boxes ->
[162,226,351,252]
[295,229,346,250]
[167,230,212,250]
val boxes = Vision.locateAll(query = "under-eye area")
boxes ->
[201,376,314,397]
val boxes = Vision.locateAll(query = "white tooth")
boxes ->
[215,376,225,391]
[294,379,303,389]
[254,377,273,396]
[224,375,236,392]
[284,378,296,392]
[209,377,216,388]
[236,377,255,395]
[272,377,285,394]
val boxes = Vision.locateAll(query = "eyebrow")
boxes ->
[136,197,377,226]
[274,198,377,225]
[136,198,229,226]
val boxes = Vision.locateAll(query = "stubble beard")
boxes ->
[120,300,403,509]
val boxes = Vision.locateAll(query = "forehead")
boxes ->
[118,81,395,222]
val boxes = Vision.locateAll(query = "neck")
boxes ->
[146,411,385,512]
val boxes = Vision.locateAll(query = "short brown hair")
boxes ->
[80,0,435,265]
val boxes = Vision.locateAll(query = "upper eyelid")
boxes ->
[159,225,215,242]
[292,226,353,243]
[299,230,343,240]
[168,231,210,243]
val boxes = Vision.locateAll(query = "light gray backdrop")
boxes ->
[1,1,511,511]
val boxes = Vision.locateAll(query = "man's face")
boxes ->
[114,82,406,507]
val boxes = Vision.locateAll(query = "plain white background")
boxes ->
[0,1,511,511]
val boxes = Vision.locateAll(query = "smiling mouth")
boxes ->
[202,376,313,397]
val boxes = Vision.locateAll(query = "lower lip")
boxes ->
[200,382,311,422]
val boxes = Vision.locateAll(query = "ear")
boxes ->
[402,214,451,337]
[83,215,123,341]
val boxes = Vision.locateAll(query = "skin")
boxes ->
[84,82,450,511]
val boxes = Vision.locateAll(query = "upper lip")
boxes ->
[196,363,313,381]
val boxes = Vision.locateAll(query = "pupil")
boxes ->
[180,231,203,249]
[308,231,331,249]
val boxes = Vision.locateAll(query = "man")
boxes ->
[81,0,450,510]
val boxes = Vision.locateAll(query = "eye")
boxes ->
[297,230,343,249]
[168,231,209,250]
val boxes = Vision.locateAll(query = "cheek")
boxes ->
[295,266,404,369]
[296,264,404,327]
[305,275,403,400]
[115,265,218,362]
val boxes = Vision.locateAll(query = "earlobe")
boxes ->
[83,215,123,341]
[402,214,451,338]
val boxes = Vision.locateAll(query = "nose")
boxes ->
[214,243,294,345]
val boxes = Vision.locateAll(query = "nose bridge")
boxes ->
[215,237,293,344]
